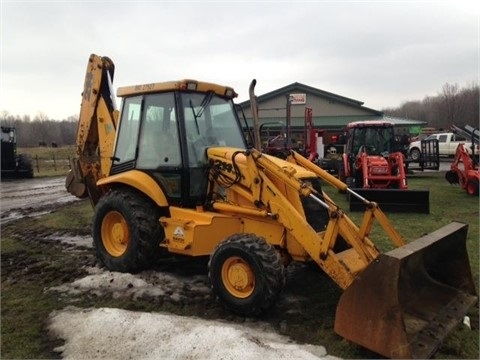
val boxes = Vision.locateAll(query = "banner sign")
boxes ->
[289,93,306,105]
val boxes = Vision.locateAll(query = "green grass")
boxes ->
[325,172,479,279]
[1,240,76,358]
[40,199,93,231]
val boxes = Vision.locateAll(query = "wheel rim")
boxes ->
[221,256,255,298]
[411,149,420,161]
[101,211,130,257]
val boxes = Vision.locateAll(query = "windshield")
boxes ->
[182,92,246,166]
[353,126,394,155]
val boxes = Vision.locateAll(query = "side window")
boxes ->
[346,129,355,153]
[137,93,181,168]
[114,96,142,163]
[352,129,365,154]
[438,135,447,143]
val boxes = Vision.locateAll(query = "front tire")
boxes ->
[92,188,165,273]
[409,148,421,162]
[208,234,285,316]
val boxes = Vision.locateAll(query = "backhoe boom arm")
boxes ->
[66,54,119,203]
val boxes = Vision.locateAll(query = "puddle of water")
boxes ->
[45,234,93,248]
[0,210,52,225]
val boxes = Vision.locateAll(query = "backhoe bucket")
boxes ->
[349,188,430,213]
[334,222,477,359]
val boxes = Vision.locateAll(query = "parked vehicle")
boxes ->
[1,126,34,179]
[409,132,474,161]
[338,120,430,213]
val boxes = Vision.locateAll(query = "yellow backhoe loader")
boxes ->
[66,54,477,359]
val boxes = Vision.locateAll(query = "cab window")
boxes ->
[137,93,180,168]
[114,96,142,163]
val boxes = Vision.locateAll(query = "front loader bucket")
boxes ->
[349,188,430,213]
[334,222,477,359]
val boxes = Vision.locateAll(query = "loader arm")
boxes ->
[252,149,408,285]
[66,54,119,203]
[208,147,405,289]
[287,150,406,247]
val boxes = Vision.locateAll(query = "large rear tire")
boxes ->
[208,233,285,316]
[92,188,165,273]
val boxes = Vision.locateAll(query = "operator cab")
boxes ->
[346,120,396,157]
[111,80,247,207]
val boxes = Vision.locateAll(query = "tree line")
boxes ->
[1,82,478,148]
[0,112,78,148]
[382,82,479,131]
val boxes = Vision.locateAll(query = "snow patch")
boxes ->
[48,307,338,360]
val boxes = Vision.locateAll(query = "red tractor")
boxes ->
[339,120,429,213]
[445,125,479,196]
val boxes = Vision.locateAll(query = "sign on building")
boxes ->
[289,93,306,105]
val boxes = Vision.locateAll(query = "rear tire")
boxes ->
[208,233,285,316]
[466,178,479,196]
[92,188,165,273]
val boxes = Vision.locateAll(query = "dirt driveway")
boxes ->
[0,176,80,224]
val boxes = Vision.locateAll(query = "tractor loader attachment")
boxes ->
[335,221,477,359]
[349,188,430,213]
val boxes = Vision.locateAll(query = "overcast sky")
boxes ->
[1,1,478,120]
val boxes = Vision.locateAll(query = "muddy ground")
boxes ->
[0,177,354,359]
[1,176,477,359]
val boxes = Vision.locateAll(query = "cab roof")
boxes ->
[116,79,238,99]
[346,120,395,128]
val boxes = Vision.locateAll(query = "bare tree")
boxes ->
[438,83,464,127]
[383,82,479,130]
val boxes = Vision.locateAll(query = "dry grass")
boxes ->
[18,145,76,177]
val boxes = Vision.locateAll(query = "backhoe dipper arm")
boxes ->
[66,54,119,203]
